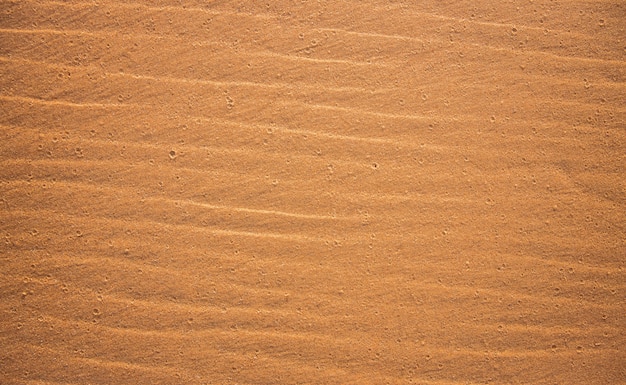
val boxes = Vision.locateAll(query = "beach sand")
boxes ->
[1,1,624,384]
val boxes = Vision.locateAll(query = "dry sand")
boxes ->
[1,1,625,384]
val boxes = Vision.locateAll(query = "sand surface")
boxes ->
[1,1,625,384]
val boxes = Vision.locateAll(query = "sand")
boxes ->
[0,0,625,384]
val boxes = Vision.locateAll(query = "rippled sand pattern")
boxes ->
[1,1,625,384]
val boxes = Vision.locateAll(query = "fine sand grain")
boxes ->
[1,1,625,384]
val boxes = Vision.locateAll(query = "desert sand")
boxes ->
[0,0,625,384]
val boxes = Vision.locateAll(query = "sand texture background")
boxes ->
[1,1,625,384]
